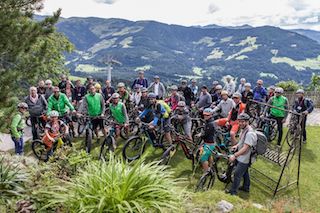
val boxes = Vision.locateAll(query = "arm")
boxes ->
[131,79,137,89]
[263,97,273,116]
[152,104,162,126]
[122,104,129,124]
[78,96,88,115]
[306,99,314,113]
[10,114,21,138]
[145,79,148,88]
[100,94,106,115]
[47,98,53,115]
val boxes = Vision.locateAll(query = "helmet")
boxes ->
[171,85,178,90]
[148,93,157,99]
[94,83,101,90]
[237,113,250,120]
[154,75,160,79]
[215,85,223,90]
[296,89,305,94]
[268,85,275,90]
[181,80,187,84]
[134,84,142,89]
[177,101,186,107]
[45,79,52,85]
[275,87,284,94]
[244,83,251,87]
[117,82,125,88]
[232,92,242,99]
[225,75,233,79]
[49,110,59,117]
[17,102,28,109]
[203,108,214,115]
[87,76,93,80]
[141,87,148,93]
[212,81,219,85]
[112,93,120,99]
[221,90,228,96]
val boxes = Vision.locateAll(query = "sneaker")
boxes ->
[302,140,307,144]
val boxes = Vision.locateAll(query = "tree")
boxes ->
[276,80,300,92]
[0,0,73,130]
[309,73,320,91]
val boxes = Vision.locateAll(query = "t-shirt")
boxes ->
[45,120,66,135]
[237,126,257,164]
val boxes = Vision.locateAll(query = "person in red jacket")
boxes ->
[215,92,246,145]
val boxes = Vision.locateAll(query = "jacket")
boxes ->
[148,82,166,99]
[47,93,75,116]
[25,95,47,117]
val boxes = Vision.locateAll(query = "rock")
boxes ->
[253,203,264,209]
[216,200,234,213]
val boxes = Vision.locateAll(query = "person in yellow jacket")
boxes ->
[10,102,28,155]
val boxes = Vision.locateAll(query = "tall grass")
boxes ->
[38,156,186,212]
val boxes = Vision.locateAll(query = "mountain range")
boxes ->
[48,16,320,85]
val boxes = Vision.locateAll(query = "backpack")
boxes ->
[248,130,268,166]
[157,100,172,118]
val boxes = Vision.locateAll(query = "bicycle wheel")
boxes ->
[215,157,234,183]
[120,121,139,140]
[99,136,115,161]
[195,169,215,192]
[31,140,48,161]
[192,126,204,146]
[85,129,93,153]
[122,136,146,161]
[160,144,177,165]
[269,121,278,142]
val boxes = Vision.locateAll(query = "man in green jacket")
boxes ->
[47,87,75,116]
[79,85,106,139]
[263,87,289,145]
[10,102,28,155]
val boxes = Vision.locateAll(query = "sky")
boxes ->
[38,0,320,30]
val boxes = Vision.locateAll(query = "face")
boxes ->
[217,89,222,94]
[201,88,206,93]
[88,79,93,84]
[39,81,45,87]
[106,80,110,87]
[112,97,119,104]
[149,98,156,105]
[53,90,60,97]
[118,86,125,92]
[89,86,96,95]
[226,78,231,82]
[275,91,281,97]
[172,90,177,95]
[222,94,228,100]
[241,79,246,84]
[232,97,240,104]
[257,81,263,87]
[154,78,160,83]
[181,83,187,88]
[203,113,212,121]
[51,116,58,121]
[46,82,52,88]
[245,86,250,91]
[61,76,67,81]
[296,93,303,99]
[239,120,249,129]
[19,107,28,113]
[30,88,37,96]
[142,91,147,97]
[192,81,196,85]
[76,81,81,87]
[139,73,144,78]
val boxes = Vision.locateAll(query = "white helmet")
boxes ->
[45,79,52,85]
[17,102,28,109]
[117,82,125,88]
[275,87,284,94]
[49,110,59,117]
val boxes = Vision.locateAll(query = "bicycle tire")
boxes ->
[120,121,139,140]
[99,136,115,161]
[195,169,215,192]
[31,139,48,161]
[215,158,234,184]
[122,136,147,161]
[160,144,177,165]
[85,129,93,153]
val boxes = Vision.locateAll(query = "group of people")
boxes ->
[10,71,314,196]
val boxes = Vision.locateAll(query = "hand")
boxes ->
[124,123,129,128]
[260,114,264,118]
[106,101,110,105]
[100,113,104,117]
[302,111,309,115]
[229,155,236,162]
[49,136,55,142]
[149,124,155,129]
[72,110,76,114]
[231,145,238,152]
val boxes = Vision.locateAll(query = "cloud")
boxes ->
[303,16,319,24]
[94,0,117,4]
[288,0,308,11]
[208,3,219,14]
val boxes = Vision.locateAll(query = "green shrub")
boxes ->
[276,80,300,92]
[37,156,186,212]
[0,157,28,204]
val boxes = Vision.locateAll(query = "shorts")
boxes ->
[92,118,104,130]
[216,118,239,135]
[200,143,216,163]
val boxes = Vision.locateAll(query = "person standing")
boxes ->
[44,79,54,100]
[179,80,193,106]
[10,103,28,155]
[211,85,223,107]
[130,85,142,106]
[241,83,253,104]
[58,74,68,93]
[25,87,48,140]
[293,89,314,143]
[228,113,257,195]
[72,80,86,109]
[148,75,166,100]
[209,81,219,95]
[195,86,212,111]
[189,79,198,100]
[166,85,185,111]
[37,80,46,96]
[102,80,115,103]
[131,71,148,89]
[263,87,289,145]
[213,90,234,118]
[223,75,236,96]
[237,78,246,94]
[252,79,268,115]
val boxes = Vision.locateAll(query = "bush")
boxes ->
[276,80,300,92]
[37,156,186,212]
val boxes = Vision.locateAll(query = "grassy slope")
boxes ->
[22,126,319,212]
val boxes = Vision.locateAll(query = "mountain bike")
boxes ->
[257,116,278,142]
[99,120,117,161]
